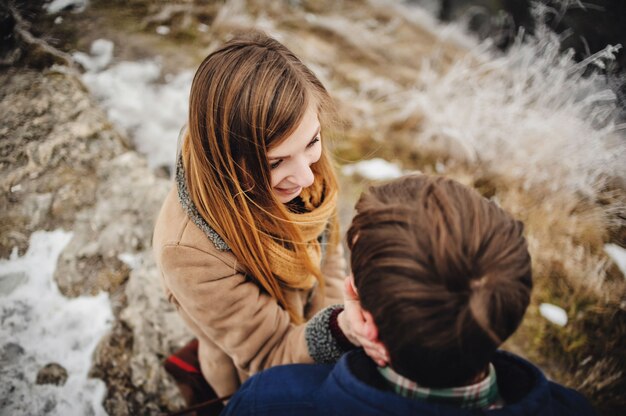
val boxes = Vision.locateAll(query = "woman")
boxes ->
[153,32,382,405]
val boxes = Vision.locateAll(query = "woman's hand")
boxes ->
[337,275,389,367]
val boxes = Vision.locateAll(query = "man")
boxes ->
[221,174,596,415]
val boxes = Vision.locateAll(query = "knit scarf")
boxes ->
[177,153,336,292]
[265,178,337,291]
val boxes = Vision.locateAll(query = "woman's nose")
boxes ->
[292,160,315,188]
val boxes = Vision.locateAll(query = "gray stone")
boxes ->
[53,151,170,297]
[36,362,68,386]
[120,252,190,401]
[0,342,25,365]
[21,193,53,229]
[0,68,128,258]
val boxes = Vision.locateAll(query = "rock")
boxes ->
[0,69,128,258]
[0,342,25,366]
[68,177,191,413]
[120,252,191,400]
[36,363,68,386]
[53,151,170,297]
[21,193,53,229]
[1,67,185,413]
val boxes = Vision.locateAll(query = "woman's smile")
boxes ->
[267,104,322,203]
[275,185,303,197]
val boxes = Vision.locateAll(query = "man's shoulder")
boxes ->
[224,350,598,416]
[252,361,335,394]
[222,363,334,416]
[494,351,596,415]
[222,351,420,416]
[546,381,597,415]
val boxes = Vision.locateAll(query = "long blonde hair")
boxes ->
[182,32,340,322]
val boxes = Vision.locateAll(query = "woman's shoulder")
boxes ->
[155,157,229,250]
[153,185,239,271]
[177,157,230,246]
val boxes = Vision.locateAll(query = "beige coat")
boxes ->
[153,186,346,396]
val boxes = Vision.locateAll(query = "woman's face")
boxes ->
[267,104,322,203]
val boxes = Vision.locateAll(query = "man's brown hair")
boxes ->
[347,174,532,387]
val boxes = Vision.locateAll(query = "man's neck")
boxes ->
[466,367,489,384]
[377,363,503,409]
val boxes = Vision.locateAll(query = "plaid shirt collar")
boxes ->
[377,363,503,409]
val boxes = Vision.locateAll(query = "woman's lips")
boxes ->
[275,186,302,195]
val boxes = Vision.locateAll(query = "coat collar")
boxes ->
[176,156,230,251]
[322,350,555,415]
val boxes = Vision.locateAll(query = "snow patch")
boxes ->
[604,244,626,279]
[539,303,568,327]
[342,158,404,180]
[73,39,114,72]
[156,25,171,35]
[0,230,112,415]
[118,252,142,270]
[45,0,88,14]
[77,39,193,172]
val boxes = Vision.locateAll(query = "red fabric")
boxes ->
[164,338,223,415]
[167,355,201,373]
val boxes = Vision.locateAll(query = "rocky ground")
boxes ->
[1,0,625,415]
[0,64,191,413]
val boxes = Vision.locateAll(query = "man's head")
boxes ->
[347,174,532,388]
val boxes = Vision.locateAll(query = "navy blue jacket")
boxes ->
[221,350,595,415]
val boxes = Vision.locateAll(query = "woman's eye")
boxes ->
[270,160,282,169]
[307,136,320,148]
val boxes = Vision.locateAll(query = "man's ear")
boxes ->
[362,309,391,363]
[362,310,379,341]
[348,273,358,295]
